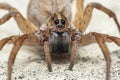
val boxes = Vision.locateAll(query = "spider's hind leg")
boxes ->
[0,3,37,34]
[73,2,120,33]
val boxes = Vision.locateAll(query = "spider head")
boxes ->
[53,13,67,29]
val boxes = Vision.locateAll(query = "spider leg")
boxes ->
[0,34,40,50]
[0,3,37,34]
[94,33,111,80]
[79,32,120,46]
[44,41,52,72]
[93,33,111,80]
[79,32,120,80]
[7,34,27,80]
[73,2,120,33]
[0,32,44,80]
[79,33,96,46]
[0,36,20,50]
[69,41,78,70]
[73,0,84,23]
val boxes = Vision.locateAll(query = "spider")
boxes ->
[0,0,120,80]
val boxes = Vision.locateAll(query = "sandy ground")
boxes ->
[0,0,120,80]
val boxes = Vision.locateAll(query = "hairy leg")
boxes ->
[0,3,37,34]
[73,2,120,33]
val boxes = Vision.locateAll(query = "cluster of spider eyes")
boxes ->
[54,19,66,25]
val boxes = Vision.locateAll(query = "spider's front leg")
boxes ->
[0,3,37,34]
[69,41,78,70]
[79,32,120,80]
[68,29,81,70]
[44,41,52,72]
[73,2,120,32]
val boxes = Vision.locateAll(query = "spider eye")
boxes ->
[61,19,66,25]
[54,19,59,25]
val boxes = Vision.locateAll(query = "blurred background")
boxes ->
[0,0,120,80]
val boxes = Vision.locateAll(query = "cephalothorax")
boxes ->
[0,0,120,80]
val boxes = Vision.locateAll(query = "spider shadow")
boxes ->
[21,46,105,66]
[21,46,72,65]
[50,53,71,64]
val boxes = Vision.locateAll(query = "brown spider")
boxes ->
[0,0,120,80]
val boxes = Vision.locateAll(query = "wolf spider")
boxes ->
[0,1,120,80]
